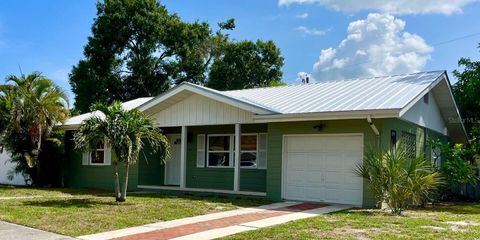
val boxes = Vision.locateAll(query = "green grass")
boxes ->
[223,203,480,240]
[0,185,269,236]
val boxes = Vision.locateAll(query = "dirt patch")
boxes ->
[421,225,447,231]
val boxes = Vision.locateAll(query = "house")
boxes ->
[61,70,466,207]
[0,151,28,185]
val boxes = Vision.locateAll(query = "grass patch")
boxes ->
[0,185,269,236]
[223,203,480,240]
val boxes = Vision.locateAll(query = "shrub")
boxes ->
[356,146,443,215]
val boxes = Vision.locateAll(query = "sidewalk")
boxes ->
[0,221,75,240]
[79,202,351,240]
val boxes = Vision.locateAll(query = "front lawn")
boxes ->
[224,203,480,240]
[0,185,269,236]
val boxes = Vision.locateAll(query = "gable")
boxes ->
[401,93,447,135]
[152,94,255,127]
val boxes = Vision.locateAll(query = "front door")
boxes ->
[165,134,181,186]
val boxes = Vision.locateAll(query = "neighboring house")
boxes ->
[0,150,27,185]
[61,70,466,207]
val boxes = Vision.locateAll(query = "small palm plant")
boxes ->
[356,145,443,215]
[74,101,170,202]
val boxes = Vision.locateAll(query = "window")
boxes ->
[240,135,257,168]
[431,146,441,169]
[82,139,111,166]
[402,132,416,160]
[91,142,105,164]
[204,133,267,169]
[207,135,232,167]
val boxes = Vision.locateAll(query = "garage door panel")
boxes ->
[286,137,325,153]
[284,135,363,206]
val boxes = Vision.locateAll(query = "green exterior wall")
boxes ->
[185,124,268,192]
[265,119,383,207]
[63,131,138,191]
[137,140,165,186]
[63,118,447,208]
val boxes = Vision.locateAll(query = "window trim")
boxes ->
[90,143,106,165]
[83,139,111,166]
[207,134,234,168]
[205,133,265,169]
[239,133,259,169]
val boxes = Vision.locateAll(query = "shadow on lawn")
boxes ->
[127,192,271,207]
[422,202,480,215]
[20,198,134,208]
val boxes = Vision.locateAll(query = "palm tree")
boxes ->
[356,145,443,215]
[73,101,170,202]
[0,72,69,183]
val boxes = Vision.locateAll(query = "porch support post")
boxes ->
[180,126,187,188]
[234,123,241,191]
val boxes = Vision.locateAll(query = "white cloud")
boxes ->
[278,0,479,15]
[296,26,329,36]
[296,12,309,18]
[312,13,433,81]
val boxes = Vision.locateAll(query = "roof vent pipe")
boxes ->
[367,115,380,136]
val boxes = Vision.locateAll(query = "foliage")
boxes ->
[73,101,170,201]
[70,0,284,113]
[70,0,226,112]
[430,140,478,188]
[0,72,69,185]
[207,40,284,90]
[356,146,443,215]
[453,45,480,134]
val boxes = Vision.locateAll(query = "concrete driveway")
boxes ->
[0,221,75,240]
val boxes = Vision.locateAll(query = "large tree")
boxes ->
[70,0,220,113]
[207,40,284,90]
[71,0,285,112]
[453,44,480,135]
[74,101,169,201]
[0,72,69,184]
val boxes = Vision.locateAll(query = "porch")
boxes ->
[137,124,268,197]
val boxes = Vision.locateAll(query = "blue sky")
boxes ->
[0,0,479,103]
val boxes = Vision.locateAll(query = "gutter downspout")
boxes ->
[367,115,380,136]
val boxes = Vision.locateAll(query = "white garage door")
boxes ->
[283,134,363,206]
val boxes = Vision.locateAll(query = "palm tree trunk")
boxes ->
[113,162,122,202]
[119,162,130,202]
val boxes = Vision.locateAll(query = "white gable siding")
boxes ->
[401,93,447,134]
[152,94,254,127]
[0,151,27,185]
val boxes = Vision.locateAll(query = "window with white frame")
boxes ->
[82,139,111,166]
[91,142,105,164]
[204,133,267,169]
[207,135,232,167]
[240,134,257,168]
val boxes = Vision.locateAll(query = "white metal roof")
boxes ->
[224,71,445,114]
[63,97,153,129]
[62,71,467,142]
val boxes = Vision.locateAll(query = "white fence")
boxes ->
[0,151,27,185]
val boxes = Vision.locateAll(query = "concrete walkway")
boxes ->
[0,221,75,240]
[79,202,350,240]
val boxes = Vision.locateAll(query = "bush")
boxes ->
[430,140,478,197]
[356,146,443,215]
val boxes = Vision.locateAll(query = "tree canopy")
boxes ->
[453,44,480,135]
[0,72,69,184]
[70,0,284,113]
[207,40,284,90]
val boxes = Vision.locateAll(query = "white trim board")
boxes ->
[137,185,267,197]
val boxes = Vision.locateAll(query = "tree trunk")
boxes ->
[119,162,130,202]
[113,162,122,202]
